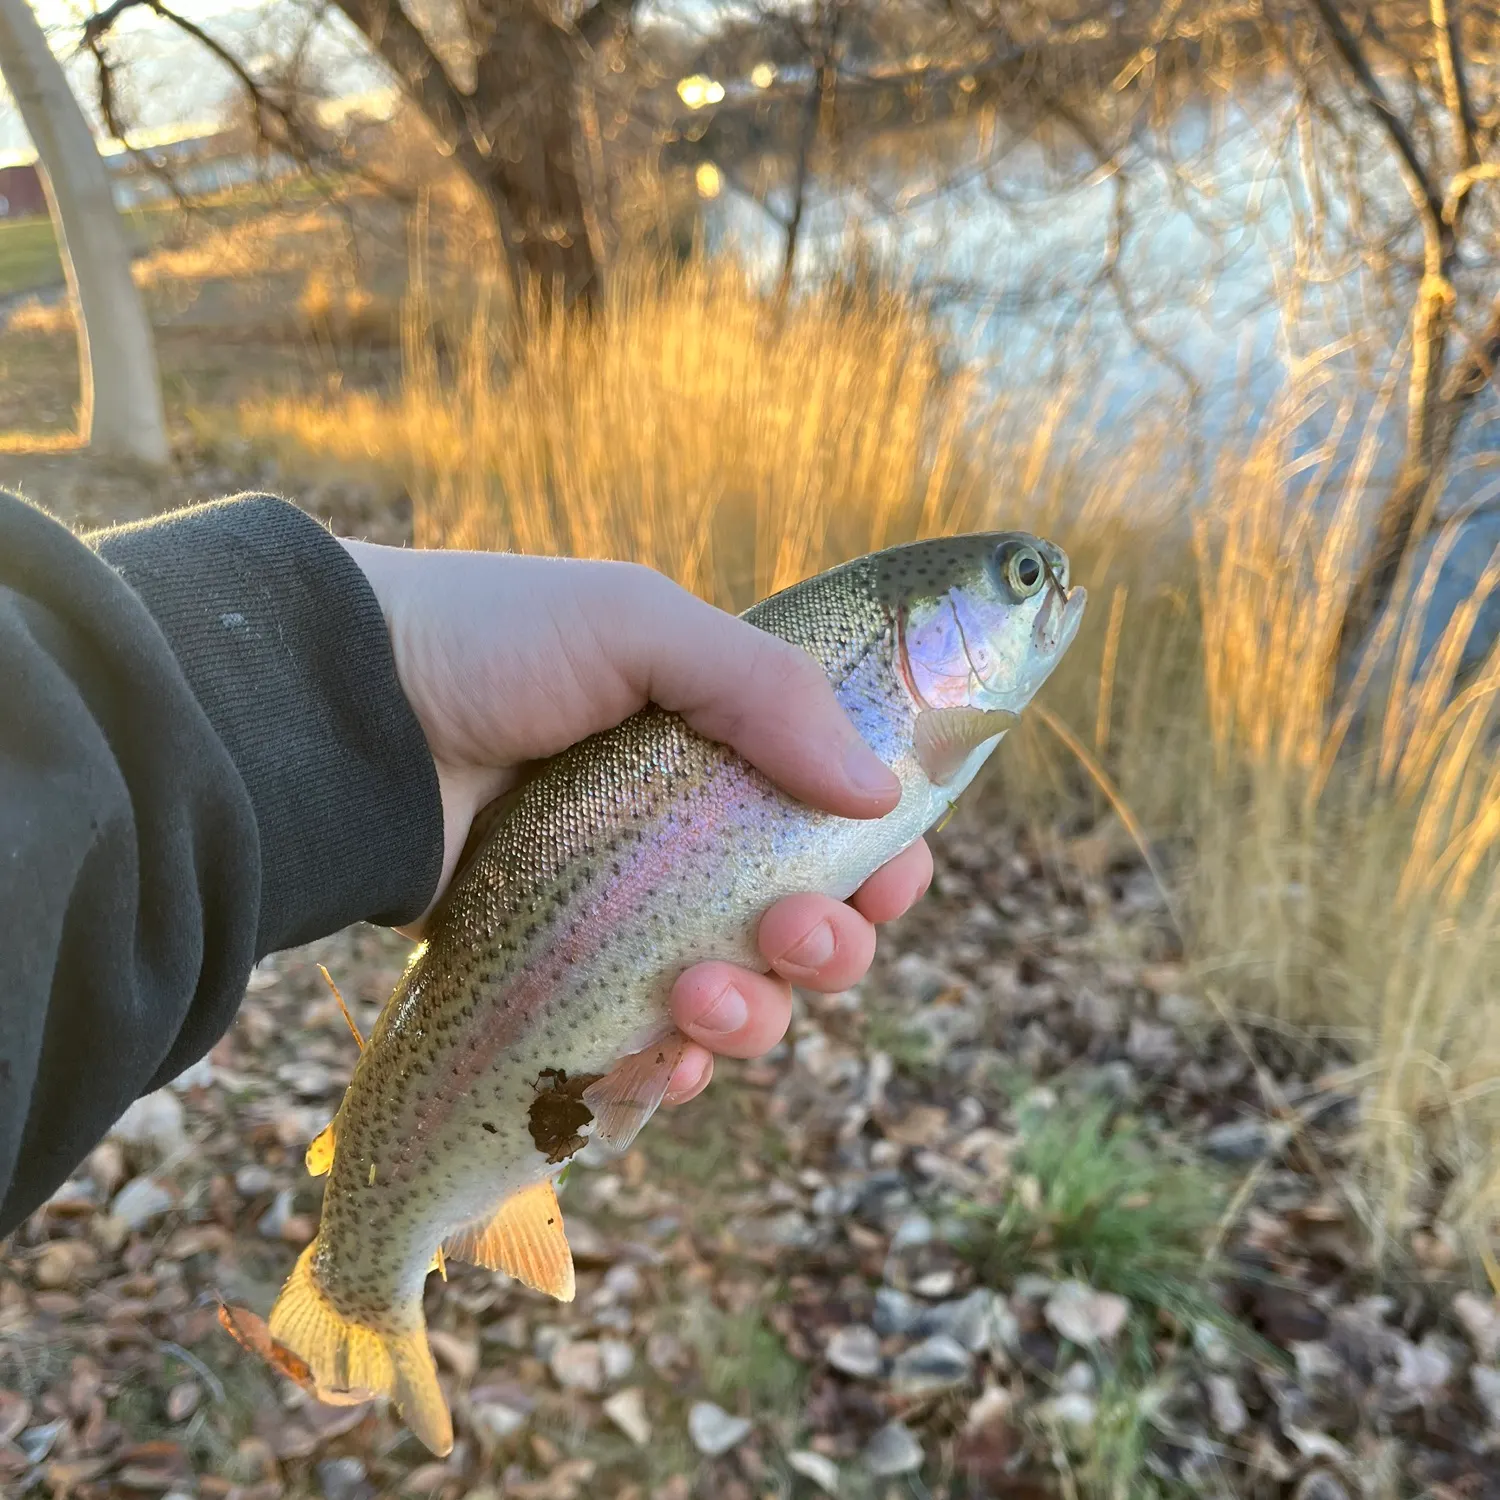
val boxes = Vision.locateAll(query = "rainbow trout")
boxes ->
[268,533,1085,1453]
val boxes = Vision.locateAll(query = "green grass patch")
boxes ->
[686,1301,805,1414]
[957,1095,1247,1342]
[1040,1369,1189,1500]
[0,215,67,298]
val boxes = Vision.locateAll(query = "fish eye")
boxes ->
[1002,544,1046,599]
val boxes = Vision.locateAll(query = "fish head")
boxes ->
[887,531,1087,717]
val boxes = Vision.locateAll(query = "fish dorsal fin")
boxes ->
[913,707,1019,786]
[443,1179,575,1302]
[306,1122,337,1177]
[581,1030,690,1154]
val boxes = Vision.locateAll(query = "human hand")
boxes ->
[340,541,934,1105]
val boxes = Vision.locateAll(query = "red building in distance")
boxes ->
[0,163,46,220]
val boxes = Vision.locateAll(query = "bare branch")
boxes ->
[1431,0,1480,170]
[1305,0,1446,244]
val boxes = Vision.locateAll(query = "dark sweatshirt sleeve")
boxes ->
[0,491,443,1236]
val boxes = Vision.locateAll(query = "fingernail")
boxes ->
[694,982,749,1035]
[844,741,899,800]
[780,920,836,973]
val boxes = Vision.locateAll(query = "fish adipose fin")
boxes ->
[582,1030,691,1153]
[912,706,1019,785]
[444,1178,575,1302]
[268,1240,453,1456]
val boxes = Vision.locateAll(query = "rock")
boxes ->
[687,1401,751,1456]
[887,1212,933,1252]
[1392,1333,1455,1405]
[826,1325,882,1378]
[469,1400,527,1446]
[916,1290,995,1352]
[111,1177,173,1230]
[1045,1392,1097,1431]
[165,1382,200,1422]
[428,1329,479,1381]
[1292,1473,1350,1500]
[739,1210,818,1248]
[550,1342,605,1393]
[889,1335,972,1396]
[873,1287,920,1336]
[110,1091,185,1152]
[646,1331,684,1374]
[316,1457,371,1500]
[966,1385,1012,1430]
[864,1421,923,1476]
[277,1061,335,1099]
[1472,1365,1500,1427]
[600,1263,642,1301]
[1158,992,1203,1026]
[34,1242,83,1290]
[1011,1274,1055,1302]
[1454,1292,1500,1364]
[1045,1281,1130,1346]
[599,1339,634,1383]
[603,1388,651,1447]
[234,1165,275,1198]
[1204,1119,1274,1163]
[1192,1321,1235,1368]
[1206,1375,1246,1435]
[256,1189,295,1241]
[913,1269,956,1298]
[87,1142,126,1196]
[812,1182,861,1217]
[1125,1017,1178,1068]
[891,953,961,1006]
[169,1056,216,1091]
[788,1450,840,1494]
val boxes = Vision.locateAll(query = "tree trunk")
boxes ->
[469,6,604,311]
[777,7,843,307]
[0,0,168,465]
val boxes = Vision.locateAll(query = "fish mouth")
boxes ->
[1032,579,1088,658]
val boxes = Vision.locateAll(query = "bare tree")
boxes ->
[81,0,641,311]
[1289,0,1500,648]
[0,0,168,465]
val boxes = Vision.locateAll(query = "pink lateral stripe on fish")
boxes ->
[264,532,1086,1455]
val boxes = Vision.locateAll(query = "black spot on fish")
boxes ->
[482,1121,497,1134]
[528,1067,605,1164]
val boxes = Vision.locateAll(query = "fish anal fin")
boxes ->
[267,1240,452,1457]
[913,706,1019,786]
[581,1031,690,1154]
[306,1122,337,1177]
[443,1179,575,1302]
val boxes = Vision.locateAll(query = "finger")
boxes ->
[670,961,794,1059]
[757,893,877,993]
[662,1046,714,1107]
[605,569,901,820]
[849,838,934,925]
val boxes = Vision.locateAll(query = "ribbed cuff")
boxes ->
[91,495,443,953]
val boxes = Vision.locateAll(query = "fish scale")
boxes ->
[266,531,1086,1454]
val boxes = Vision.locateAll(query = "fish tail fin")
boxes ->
[268,1240,452,1456]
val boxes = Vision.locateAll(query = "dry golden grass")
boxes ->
[237,256,1500,1265]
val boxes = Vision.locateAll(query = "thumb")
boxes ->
[602,568,901,820]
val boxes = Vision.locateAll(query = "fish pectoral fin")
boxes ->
[305,1122,337,1177]
[581,1030,690,1154]
[443,1178,575,1302]
[267,1239,453,1457]
[913,706,1019,786]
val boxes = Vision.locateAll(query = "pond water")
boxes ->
[704,91,1500,663]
